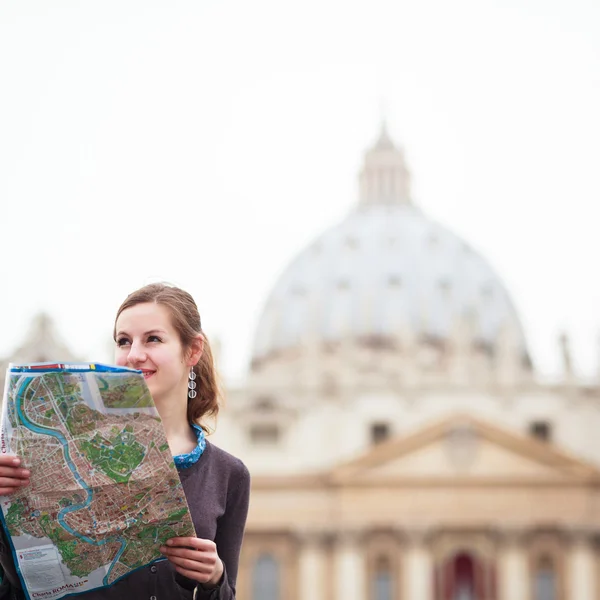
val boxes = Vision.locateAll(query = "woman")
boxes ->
[0,283,250,600]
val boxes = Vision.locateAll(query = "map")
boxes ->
[0,363,196,600]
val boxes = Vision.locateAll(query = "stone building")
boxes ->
[0,313,78,392]
[2,127,599,600]
[212,126,600,600]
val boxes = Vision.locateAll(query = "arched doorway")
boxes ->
[436,551,495,600]
[454,553,475,600]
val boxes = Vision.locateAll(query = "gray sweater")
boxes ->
[0,441,251,600]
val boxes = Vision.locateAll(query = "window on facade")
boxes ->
[529,421,552,442]
[438,279,452,298]
[388,275,402,288]
[480,284,494,301]
[345,237,359,250]
[250,424,280,446]
[254,397,276,411]
[252,554,280,600]
[290,285,306,297]
[534,555,557,600]
[323,372,337,394]
[372,555,393,600]
[371,422,391,445]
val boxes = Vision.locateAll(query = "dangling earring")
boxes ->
[188,368,197,399]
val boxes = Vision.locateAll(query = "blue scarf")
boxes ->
[173,423,206,470]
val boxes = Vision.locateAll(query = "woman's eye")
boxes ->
[116,338,130,347]
[148,335,162,343]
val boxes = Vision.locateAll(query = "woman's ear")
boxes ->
[187,334,204,366]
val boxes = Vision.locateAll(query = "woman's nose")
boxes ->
[127,342,147,365]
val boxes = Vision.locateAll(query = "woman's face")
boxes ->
[114,302,190,405]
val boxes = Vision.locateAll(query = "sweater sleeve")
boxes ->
[178,459,251,600]
[203,459,250,599]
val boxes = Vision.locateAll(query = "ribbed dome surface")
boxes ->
[251,203,527,362]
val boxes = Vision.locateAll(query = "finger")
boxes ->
[0,457,23,467]
[161,547,216,564]
[166,554,213,574]
[166,537,214,551]
[0,467,30,478]
[169,556,211,573]
[173,565,212,583]
[0,485,25,495]
[0,477,29,487]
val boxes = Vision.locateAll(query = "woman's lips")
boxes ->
[141,370,155,379]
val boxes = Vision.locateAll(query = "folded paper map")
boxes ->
[0,363,196,600]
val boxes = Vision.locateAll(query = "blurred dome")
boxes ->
[251,125,529,368]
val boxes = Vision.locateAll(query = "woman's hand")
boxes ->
[0,455,30,495]
[160,537,224,586]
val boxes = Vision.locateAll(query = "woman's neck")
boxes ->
[156,397,197,456]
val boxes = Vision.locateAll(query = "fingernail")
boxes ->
[159,546,166,553]
[20,480,29,486]
[21,470,30,476]
[166,539,173,546]
[12,459,20,466]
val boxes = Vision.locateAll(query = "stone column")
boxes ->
[298,533,327,600]
[567,532,596,600]
[498,530,528,600]
[403,530,434,600]
[334,531,366,600]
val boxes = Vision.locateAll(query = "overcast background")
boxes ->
[0,0,598,384]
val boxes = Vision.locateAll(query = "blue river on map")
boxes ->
[15,376,126,586]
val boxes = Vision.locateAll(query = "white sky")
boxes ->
[0,0,599,383]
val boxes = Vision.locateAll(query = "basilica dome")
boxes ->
[251,127,529,369]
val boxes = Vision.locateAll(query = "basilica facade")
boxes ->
[212,127,600,600]
[2,128,600,600]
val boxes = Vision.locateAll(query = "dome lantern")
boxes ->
[359,122,411,208]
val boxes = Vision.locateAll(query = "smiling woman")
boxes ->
[0,283,250,600]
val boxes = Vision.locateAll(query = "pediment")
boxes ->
[330,414,599,485]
